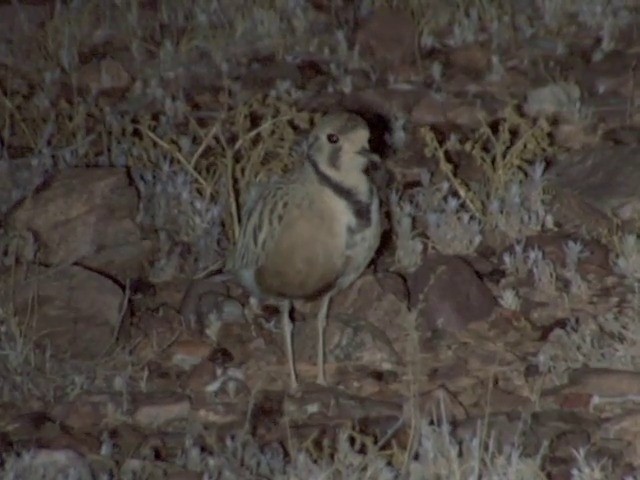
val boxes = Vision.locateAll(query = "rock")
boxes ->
[552,120,599,150]
[406,253,497,332]
[1,448,93,480]
[9,265,124,360]
[548,188,616,238]
[601,125,640,145]
[524,82,582,120]
[548,429,593,465]
[0,158,52,217]
[549,146,640,223]
[323,273,409,370]
[241,60,302,90]
[81,239,151,283]
[120,459,167,479]
[410,93,499,129]
[191,398,243,427]
[544,368,640,401]
[502,233,612,277]
[7,167,148,280]
[601,410,640,443]
[132,393,191,428]
[375,271,409,304]
[356,7,416,69]
[0,3,52,43]
[51,393,120,430]
[179,276,236,327]
[445,102,492,129]
[37,429,100,457]
[77,57,132,95]
[479,388,534,413]
[582,50,636,98]
[283,383,402,424]
[447,44,491,77]
[599,412,640,468]
[184,360,217,392]
[168,339,215,370]
[410,94,454,125]
[167,471,203,480]
[335,88,425,124]
[2,411,55,440]
[455,412,529,454]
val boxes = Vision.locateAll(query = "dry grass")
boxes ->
[2,0,640,478]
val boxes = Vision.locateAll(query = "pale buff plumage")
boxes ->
[226,111,381,389]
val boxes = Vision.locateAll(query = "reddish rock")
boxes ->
[7,167,147,281]
[168,339,215,370]
[77,57,132,95]
[447,44,492,77]
[133,393,191,428]
[51,394,120,430]
[550,145,640,222]
[9,265,124,360]
[356,8,417,69]
[406,253,497,332]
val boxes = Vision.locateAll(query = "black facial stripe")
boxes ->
[307,153,372,228]
[306,136,318,154]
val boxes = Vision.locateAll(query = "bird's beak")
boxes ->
[358,148,381,164]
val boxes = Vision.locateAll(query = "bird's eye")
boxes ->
[327,133,339,144]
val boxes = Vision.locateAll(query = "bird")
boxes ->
[225,111,382,390]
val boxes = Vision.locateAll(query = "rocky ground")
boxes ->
[2,1,640,478]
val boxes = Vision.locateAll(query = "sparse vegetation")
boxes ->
[2,0,640,478]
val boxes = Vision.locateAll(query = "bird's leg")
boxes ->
[280,299,298,390]
[316,292,333,385]
[248,296,262,315]
[244,296,262,336]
